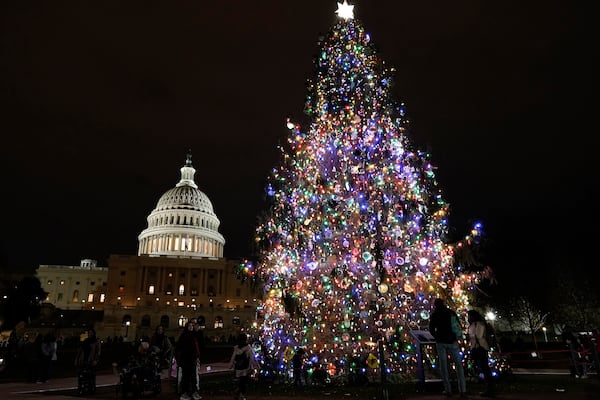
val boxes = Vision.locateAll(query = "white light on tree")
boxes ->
[336,1,354,20]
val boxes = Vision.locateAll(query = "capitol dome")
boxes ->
[138,152,225,258]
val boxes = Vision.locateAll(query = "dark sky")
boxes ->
[0,1,594,287]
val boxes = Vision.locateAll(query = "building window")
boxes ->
[99,293,105,303]
[160,315,170,329]
[232,316,240,325]
[141,315,151,327]
[148,285,155,295]
[165,284,173,295]
[57,293,63,302]
[178,284,185,296]
[236,289,241,297]
[214,316,224,329]
[47,280,52,285]
[72,290,79,303]
[178,315,187,327]
[190,288,198,296]
[87,293,94,303]
[60,280,65,285]
[90,281,95,286]
[119,285,125,294]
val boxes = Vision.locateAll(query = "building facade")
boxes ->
[37,259,108,310]
[37,153,258,340]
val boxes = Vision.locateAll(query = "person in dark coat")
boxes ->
[150,325,173,369]
[429,298,466,397]
[175,322,201,400]
[74,329,101,391]
[292,347,306,386]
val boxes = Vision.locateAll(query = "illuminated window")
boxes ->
[232,316,240,325]
[119,285,125,294]
[72,290,79,303]
[45,293,51,301]
[214,316,224,329]
[60,280,65,285]
[47,280,52,285]
[178,315,187,327]
[99,293,105,303]
[178,284,185,296]
[87,293,94,303]
[148,285,155,295]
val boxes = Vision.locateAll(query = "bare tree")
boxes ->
[502,296,548,352]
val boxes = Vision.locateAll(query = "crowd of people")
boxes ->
[1,306,598,399]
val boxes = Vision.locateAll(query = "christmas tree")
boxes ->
[245,2,481,377]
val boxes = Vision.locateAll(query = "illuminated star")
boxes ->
[336,1,354,20]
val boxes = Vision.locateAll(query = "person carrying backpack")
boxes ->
[429,298,467,397]
[467,310,495,397]
[229,333,258,400]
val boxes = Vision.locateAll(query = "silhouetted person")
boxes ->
[175,322,201,400]
[23,334,41,383]
[150,325,173,369]
[429,298,466,397]
[74,329,101,391]
[39,333,57,383]
[292,347,306,386]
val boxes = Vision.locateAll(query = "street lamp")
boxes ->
[125,320,131,338]
[485,310,496,325]
[542,326,548,342]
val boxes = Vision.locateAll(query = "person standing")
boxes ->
[467,310,495,397]
[39,333,57,383]
[150,325,173,370]
[429,298,467,397]
[229,333,258,400]
[292,347,306,386]
[74,329,101,392]
[175,322,201,400]
[23,334,41,383]
[190,318,206,396]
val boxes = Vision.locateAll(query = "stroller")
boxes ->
[77,365,96,395]
[116,347,162,398]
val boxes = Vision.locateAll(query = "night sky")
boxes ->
[0,2,594,290]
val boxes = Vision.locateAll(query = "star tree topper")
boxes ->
[336,1,354,20]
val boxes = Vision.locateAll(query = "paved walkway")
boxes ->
[0,365,597,400]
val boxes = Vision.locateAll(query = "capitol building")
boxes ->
[37,153,258,340]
